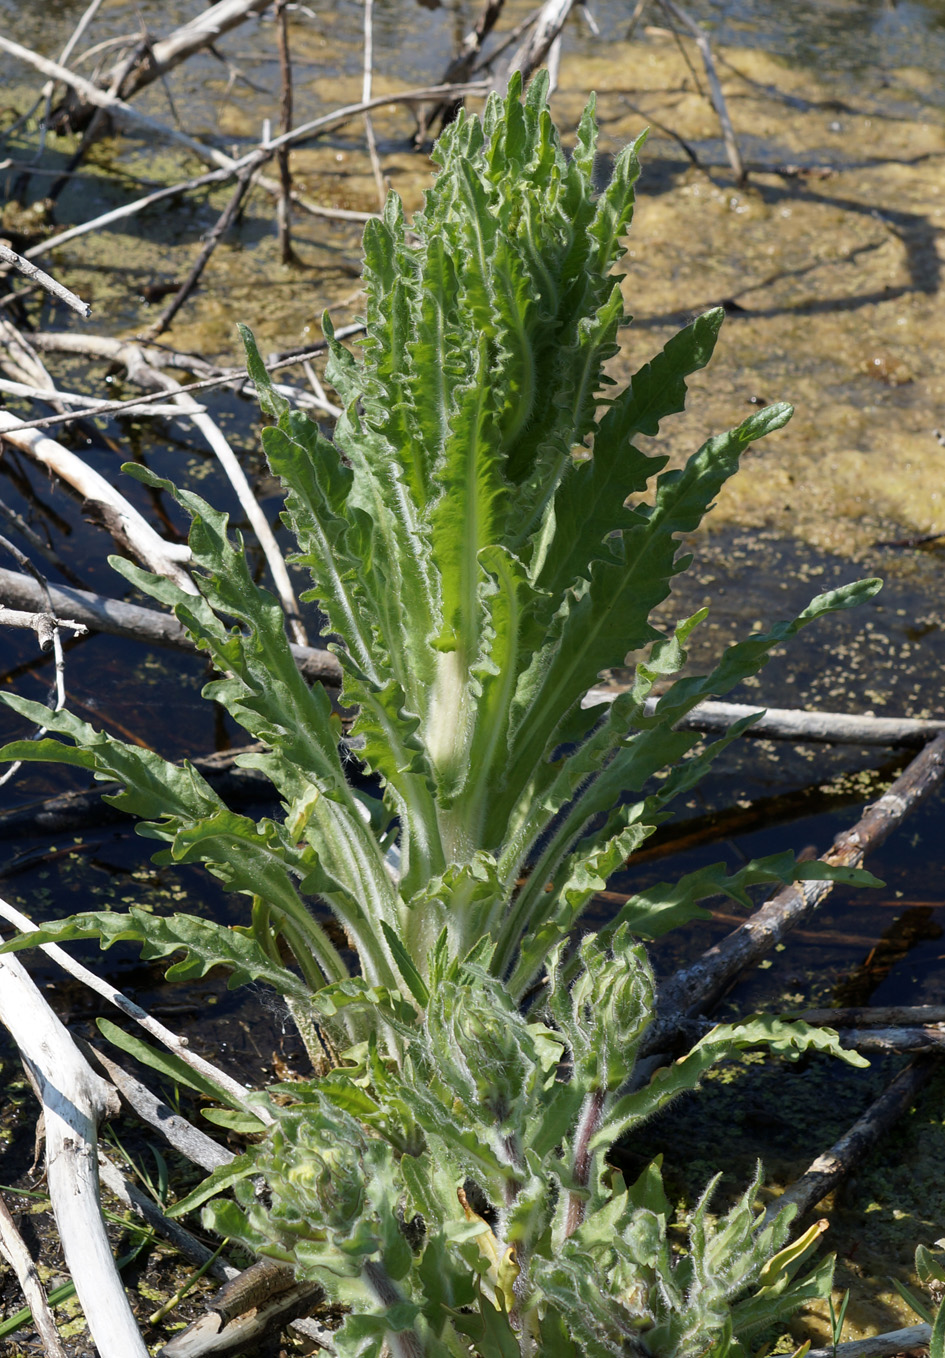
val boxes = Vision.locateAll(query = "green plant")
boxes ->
[0,74,881,1356]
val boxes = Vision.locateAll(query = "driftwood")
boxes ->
[97,1151,239,1285]
[762,1057,940,1226]
[0,567,343,683]
[0,1190,68,1358]
[656,0,745,182]
[0,948,146,1358]
[159,1261,326,1358]
[4,323,365,435]
[0,410,194,590]
[0,242,91,318]
[583,688,945,747]
[0,895,275,1126]
[489,0,577,94]
[64,0,274,119]
[635,732,945,1071]
[86,1041,234,1174]
[806,1326,932,1358]
[414,0,505,144]
[800,1004,945,1027]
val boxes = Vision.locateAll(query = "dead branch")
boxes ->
[361,0,387,211]
[12,324,361,434]
[414,0,505,145]
[0,948,147,1357]
[0,411,195,590]
[97,1151,239,1284]
[0,604,87,645]
[85,1041,234,1174]
[806,1326,932,1358]
[836,1026,945,1054]
[49,0,274,133]
[799,1004,945,1027]
[0,375,200,416]
[0,243,90,318]
[159,1261,326,1358]
[657,0,745,183]
[273,0,296,265]
[583,689,945,747]
[17,331,308,641]
[762,1056,940,1225]
[0,568,342,683]
[0,894,276,1126]
[488,0,577,95]
[0,1190,69,1358]
[638,732,945,1063]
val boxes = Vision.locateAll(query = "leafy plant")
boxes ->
[0,74,881,1355]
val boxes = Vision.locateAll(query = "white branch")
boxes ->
[0,410,195,591]
[0,950,148,1357]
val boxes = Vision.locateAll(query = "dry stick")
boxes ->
[489,0,577,94]
[160,1272,327,1358]
[15,332,308,642]
[415,0,505,144]
[140,167,256,341]
[96,1152,239,1284]
[584,689,945,747]
[0,375,200,416]
[89,0,274,108]
[0,567,342,683]
[362,0,387,211]
[0,243,90,318]
[149,368,309,645]
[799,1003,945,1027]
[86,1041,234,1173]
[638,732,945,1065]
[806,1326,933,1358]
[10,325,366,434]
[0,411,195,591]
[658,0,745,183]
[14,77,488,273]
[0,605,87,641]
[0,35,483,217]
[0,895,275,1126]
[273,0,296,265]
[837,1026,945,1053]
[761,1056,940,1227]
[0,1191,69,1358]
[0,949,148,1358]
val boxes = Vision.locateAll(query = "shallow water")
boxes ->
[2,0,945,1345]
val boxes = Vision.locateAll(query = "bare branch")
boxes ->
[0,243,91,318]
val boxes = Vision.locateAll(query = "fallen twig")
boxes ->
[584,689,945,747]
[273,0,296,265]
[10,323,365,435]
[160,1261,326,1358]
[637,732,945,1065]
[657,0,746,183]
[761,1056,940,1225]
[0,947,147,1357]
[0,242,90,318]
[489,0,577,94]
[86,1041,234,1174]
[140,169,257,341]
[799,1003,945,1027]
[806,1325,932,1358]
[97,1151,239,1284]
[0,1190,69,1358]
[0,568,342,683]
[361,0,387,211]
[0,410,195,590]
[0,895,275,1126]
